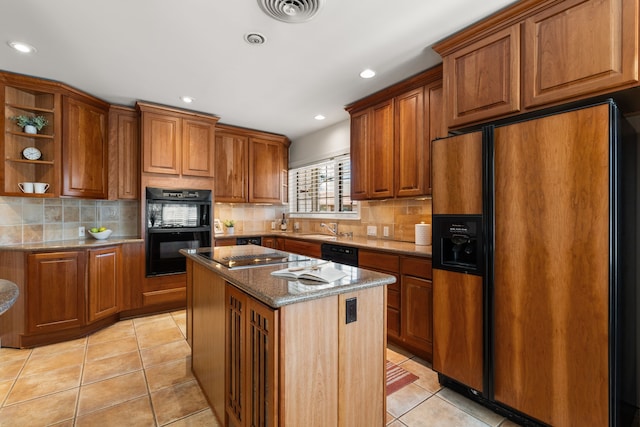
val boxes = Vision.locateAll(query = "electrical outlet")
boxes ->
[78,226,85,237]
[383,226,389,237]
[271,221,276,230]
[367,225,377,236]
[346,297,357,324]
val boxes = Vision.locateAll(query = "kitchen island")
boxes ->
[182,245,396,427]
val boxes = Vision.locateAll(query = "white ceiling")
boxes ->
[1,0,516,140]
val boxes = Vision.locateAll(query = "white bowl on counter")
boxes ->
[88,229,112,240]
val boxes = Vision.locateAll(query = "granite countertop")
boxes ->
[0,236,144,252]
[0,279,19,315]
[215,231,432,257]
[183,247,396,308]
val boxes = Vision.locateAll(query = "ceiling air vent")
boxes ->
[258,0,325,23]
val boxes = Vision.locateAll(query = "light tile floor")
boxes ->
[386,344,520,426]
[0,311,520,426]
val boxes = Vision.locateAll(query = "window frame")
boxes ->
[287,154,359,220]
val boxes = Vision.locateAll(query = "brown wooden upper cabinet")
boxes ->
[62,94,109,199]
[346,65,445,200]
[440,24,521,128]
[137,102,219,178]
[1,73,62,197]
[108,106,139,200]
[434,0,640,129]
[215,124,290,204]
[522,0,639,108]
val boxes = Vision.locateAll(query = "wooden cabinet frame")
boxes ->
[346,65,445,200]
[138,102,218,179]
[434,0,640,129]
[215,124,290,204]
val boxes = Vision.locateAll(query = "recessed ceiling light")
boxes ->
[8,41,37,54]
[360,69,376,79]
[314,115,326,120]
[180,96,195,104]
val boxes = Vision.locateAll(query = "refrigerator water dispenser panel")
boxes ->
[432,215,483,275]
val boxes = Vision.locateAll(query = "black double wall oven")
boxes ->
[145,187,212,277]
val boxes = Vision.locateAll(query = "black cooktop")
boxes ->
[198,245,310,269]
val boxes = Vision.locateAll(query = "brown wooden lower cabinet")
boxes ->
[188,258,386,426]
[282,238,321,258]
[359,249,401,339]
[0,242,143,348]
[214,237,236,247]
[400,256,433,361]
[27,251,86,334]
[88,246,122,322]
[260,236,284,250]
[360,249,433,361]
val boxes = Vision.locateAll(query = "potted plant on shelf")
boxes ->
[10,115,49,134]
[223,219,235,234]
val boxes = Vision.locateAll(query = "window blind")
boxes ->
[288,154,357,216]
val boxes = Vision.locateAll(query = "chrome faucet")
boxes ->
[321,222,338,235]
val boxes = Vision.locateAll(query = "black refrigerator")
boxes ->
[431,100,638,427]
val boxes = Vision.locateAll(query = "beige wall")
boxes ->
[214,198,432,243]
[0,196,140,246]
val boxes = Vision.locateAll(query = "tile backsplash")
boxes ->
[0,197,140,246]
[0,196,431,246]
[214,198,432,243]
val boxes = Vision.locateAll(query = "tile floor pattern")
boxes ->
[386,344,520,426]
[0,311,520,426]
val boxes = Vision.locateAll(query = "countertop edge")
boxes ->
[215,232,432,258]
[0,279,19,315]
[0,237,144,251]
[185,249,396,308]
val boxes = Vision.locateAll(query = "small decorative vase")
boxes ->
[24,125,37,134]
[226,226,235,234]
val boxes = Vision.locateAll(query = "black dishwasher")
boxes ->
[321,243,358,267]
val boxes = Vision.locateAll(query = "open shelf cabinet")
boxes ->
[2,80,61,197]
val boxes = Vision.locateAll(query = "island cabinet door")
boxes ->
[225,284,278,427]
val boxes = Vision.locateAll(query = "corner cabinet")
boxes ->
[1,74,61,197]
[1,72,111,199]
[0,241,143,349]
[434,0,640,129]
[215,124,290,204]
[62,95,109,198]
[346,65,445,200]
[137,102,219,178]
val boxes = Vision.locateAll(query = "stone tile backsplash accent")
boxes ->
[0,197,140,246]
[0,196,431,246]
[214,198,432,243]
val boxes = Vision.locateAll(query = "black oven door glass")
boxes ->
[147,230,211,276]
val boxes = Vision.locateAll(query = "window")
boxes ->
[288,154,358,218]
